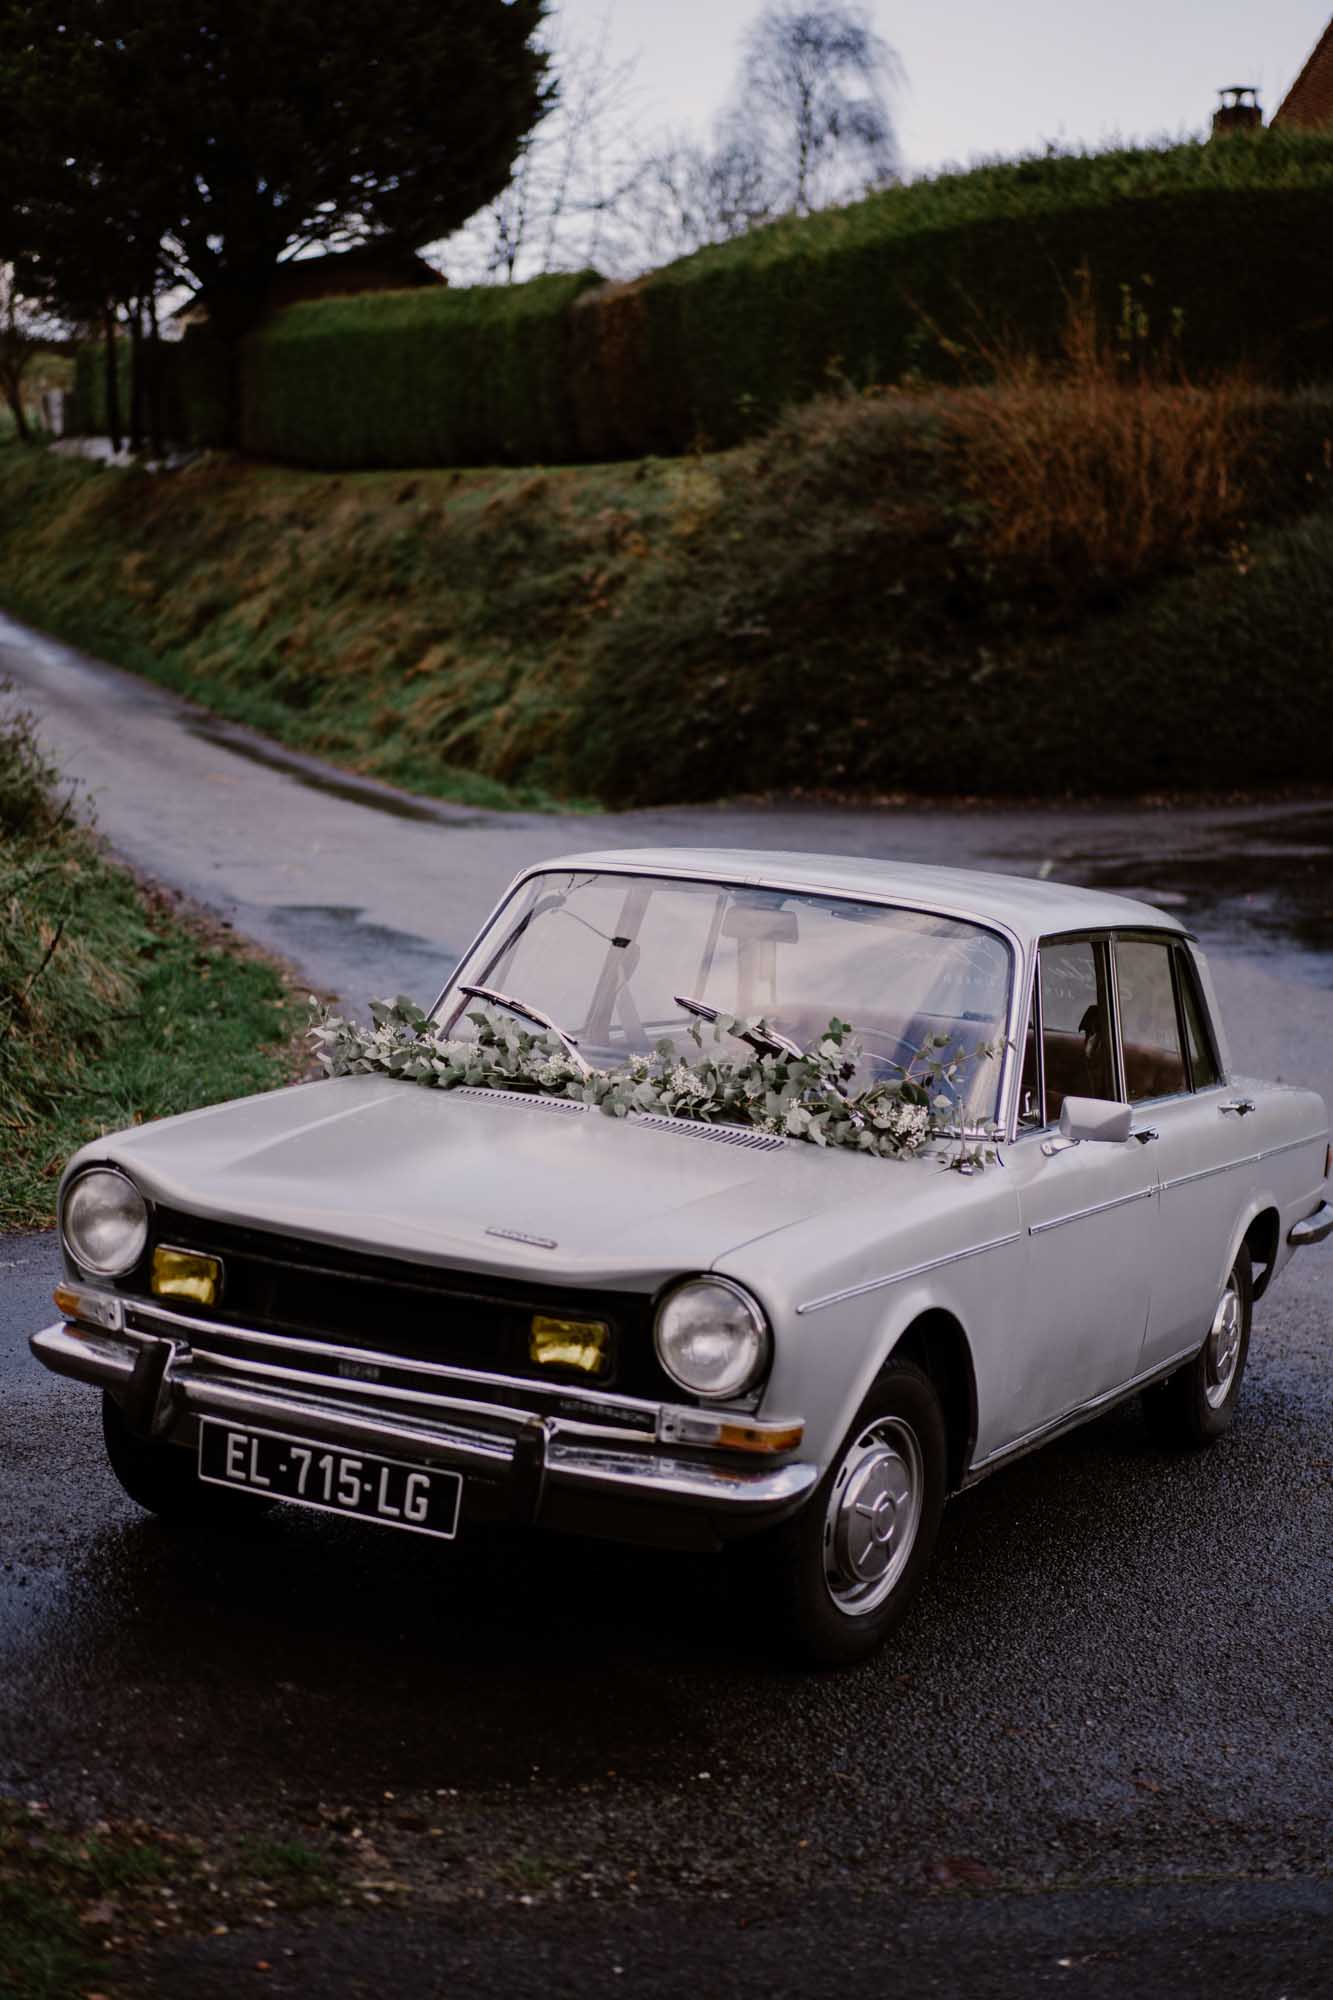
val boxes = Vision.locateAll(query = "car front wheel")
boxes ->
[748,1359,947,1668]
[1142,1244,1252,1448]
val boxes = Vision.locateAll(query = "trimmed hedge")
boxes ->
[239,271,603,467]
[570,162,1333,455]
[69,131,1333,466]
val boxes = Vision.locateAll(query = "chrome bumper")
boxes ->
[1288,1200,1333,1248]
[30,1314,817,1526]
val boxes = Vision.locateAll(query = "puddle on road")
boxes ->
[185,717,492,827]
[255,903,458,1011]
[1064,807,1333,986]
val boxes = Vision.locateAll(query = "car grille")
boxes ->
[146,1208,669,1400]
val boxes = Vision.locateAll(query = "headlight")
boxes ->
[654,1277,770,1401]
[61,1169,149,1277]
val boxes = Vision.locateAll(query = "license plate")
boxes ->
[198,1421,462,1540]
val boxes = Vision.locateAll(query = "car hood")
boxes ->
[74,1075,929,1290]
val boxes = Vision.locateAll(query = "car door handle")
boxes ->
[1220,1099,1255,1117]
[1132,1128,1159,1145]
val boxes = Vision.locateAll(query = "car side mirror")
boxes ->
[1046,1096,1133,1152]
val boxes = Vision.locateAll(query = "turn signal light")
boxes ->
[530,1314,612,1378]
[657,1408,804,1453]
[151,1246,222,1306]
[53,1283,123,1332]
[715,1420,805,1455]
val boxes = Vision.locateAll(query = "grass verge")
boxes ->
[0,1799,338,2000]
[0,697,303,1229]
[1,355,1331,810]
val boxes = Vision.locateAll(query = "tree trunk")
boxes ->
[127,300,145,455]
[102,308,123,452]
[3,375,31,443]
[146,293,165,457]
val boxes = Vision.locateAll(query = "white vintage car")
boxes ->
[32,850,1332,1664]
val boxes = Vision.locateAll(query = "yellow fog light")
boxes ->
[530,1315,612,1378]
[151,1246,222,1306]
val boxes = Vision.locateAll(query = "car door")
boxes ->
[1004,935,1157,1437]
[1114,934,1251,1377]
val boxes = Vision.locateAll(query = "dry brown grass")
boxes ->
[944,277,1254,583]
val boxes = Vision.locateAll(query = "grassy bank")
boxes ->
[2,363,1332,808]
[0,698,302,1228]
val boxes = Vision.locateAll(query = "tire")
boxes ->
[102,1391,273,1532]
[745,1359,947,1669]
[1142,1244,1252,1449]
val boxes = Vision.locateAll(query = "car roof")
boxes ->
[527,848,1190,946]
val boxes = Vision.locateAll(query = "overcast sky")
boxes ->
[553,1,1327,176]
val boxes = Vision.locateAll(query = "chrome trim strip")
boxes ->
[795,1231,1023,1317]
[1027,1185,1155,1236]
[970,1340,1202,1473]
[181,1345,658,1446]
[1161,1133,1323,1192]
[176,1378,522,1469]
[126,1300,662,1421]
[1260,1133,1327,1163]
[1162,1159,1249,1193]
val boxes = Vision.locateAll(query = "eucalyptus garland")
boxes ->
[309,996,999,1166]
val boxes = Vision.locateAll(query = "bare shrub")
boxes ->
[943,275,1254,584]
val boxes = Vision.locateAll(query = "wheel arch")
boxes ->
[887,1308,978,1494]
[1241,1203,1281,1301]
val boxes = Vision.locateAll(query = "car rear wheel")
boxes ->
[102,1391,273,1530]
[1142,1245,1252,1449]
[747,1359,947,1668]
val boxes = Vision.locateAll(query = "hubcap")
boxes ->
[1204,1276,1243,1409]
[822,1416,924,1616]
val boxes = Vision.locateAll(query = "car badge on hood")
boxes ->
[486,1226,558,1249]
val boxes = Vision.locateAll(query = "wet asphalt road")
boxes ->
[1,611,1331,1993]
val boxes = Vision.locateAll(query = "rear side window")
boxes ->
[1115,939,1186,1103]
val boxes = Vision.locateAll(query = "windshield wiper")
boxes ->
[673,994,806,1063]
[458,984,593,1077]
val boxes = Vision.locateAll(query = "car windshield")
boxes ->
[440,871,1013,1120]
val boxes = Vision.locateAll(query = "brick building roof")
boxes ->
[1273,16,1333,127]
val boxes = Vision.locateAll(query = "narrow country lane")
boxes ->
[1,609,1330,1997]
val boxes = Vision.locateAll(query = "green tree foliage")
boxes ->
[0,0,552,439]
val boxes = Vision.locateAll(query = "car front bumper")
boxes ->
[31,1304,817,1550]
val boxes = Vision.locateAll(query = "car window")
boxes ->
[1115,938,1186,1103]
[1176,951,1221,1089]
[1036,938,1115,1121]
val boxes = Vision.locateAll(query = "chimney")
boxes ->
[1211,85,1263,137]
